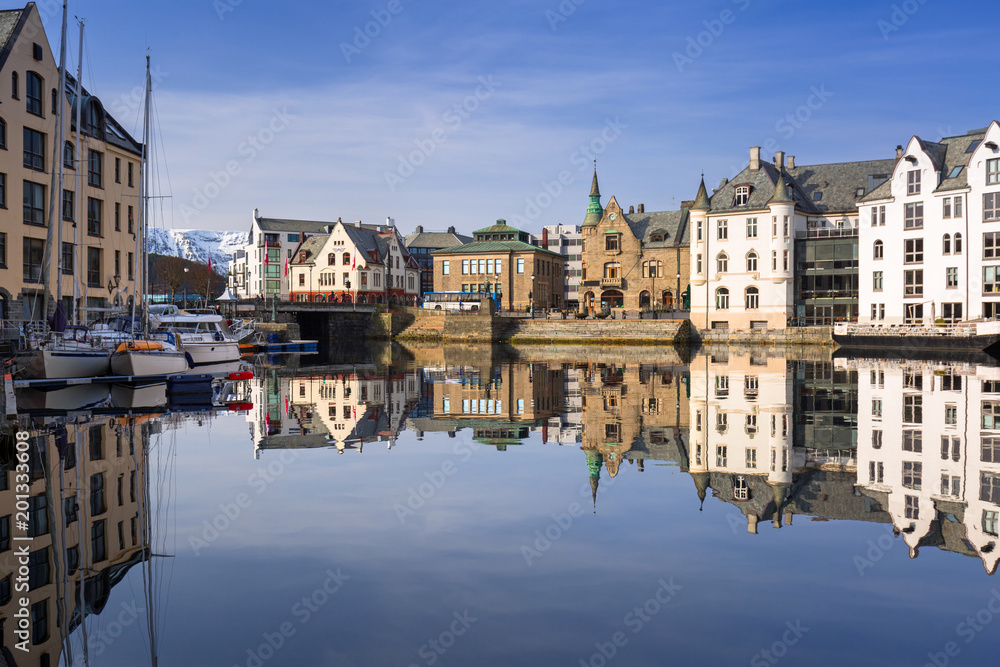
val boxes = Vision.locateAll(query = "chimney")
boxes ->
[749,146,761,171]
[447,226,456,234]
[253,208,259,220]
[896,145,903,158]
[628,205,634,214]
[355,220,362,228]
[415,225,423,234]
[386,216,394,229]
[786,155,795,169]
[542,227,549,246]
[775,151,785,172]
[638,203,645,213]
[680,200,694,209]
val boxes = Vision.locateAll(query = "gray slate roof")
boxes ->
[622,209,690,246]
[933,130,984,192]
[0,8,22,52]
[787,158,897,213]
[432,239,564,257]
[404,230,472,249]
[258,217,342,234]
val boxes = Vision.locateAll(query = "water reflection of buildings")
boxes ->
[852,359,1000,573]
[580,361,690,500]
[0,416,153,664]
[249,368,422,456]
[688,350,882,533]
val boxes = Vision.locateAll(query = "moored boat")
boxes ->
[150,307,242,365]
[110,339,192,377]
[832,320,1000,352]
[15,326,111,379]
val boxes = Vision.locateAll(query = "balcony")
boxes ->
[795,228,859,240]
[601,277,623,288]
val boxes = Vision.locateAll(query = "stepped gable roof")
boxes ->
[623,209,690,246]
[404,230,472,248]
[787,158,898,213]
[916,137,947,171]
[431,239,564,257]
[289,235,328,265]
[935,129,987,192]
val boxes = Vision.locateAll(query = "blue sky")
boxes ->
[37,0,1000,235]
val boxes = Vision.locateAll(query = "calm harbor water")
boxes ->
[4,342,1000,666]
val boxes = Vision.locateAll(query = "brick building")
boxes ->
[431,221,566,311]
[579,170,691,314]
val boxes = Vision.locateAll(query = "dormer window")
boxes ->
[734,185,750,206]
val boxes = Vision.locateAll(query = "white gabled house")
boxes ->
[859,122,1000,324]
[288,218,420,305]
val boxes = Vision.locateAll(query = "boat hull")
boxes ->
[110,351,191,377]
[832,332,1000,352]
[181,341,242,366]
[15,349,110,379]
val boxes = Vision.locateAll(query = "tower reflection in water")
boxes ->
[245,347,1000,575]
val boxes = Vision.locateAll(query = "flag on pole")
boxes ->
[264,251,269,267]
[208,256,212,272]
[351,253,356,270]
[284,258,288,277]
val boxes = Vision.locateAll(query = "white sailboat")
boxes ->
[112,56,190,377]
[149,305,243,365]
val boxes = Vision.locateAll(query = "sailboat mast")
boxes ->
[53,1,68,308]
[133,55,151,325]
[72,19,84,324]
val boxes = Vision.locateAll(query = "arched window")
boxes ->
[771,250,777,271]
[955,233,963,254]
[11,71,18,99]
[63,141,74,168]
[342,252,351,266]
[733,476,749,501]
[603,262,620,279]
[745,286,759,310]
[943,234,951,254]
[82,99,104,138]
[639,291,651,308]
[328,253,335,265]
[873,240,884,260]
[717,252,729,273]
[0,117,6,149]
[25,72,43,116]
[715,287,730,310]
[734,185,750,206]
[746,251,758,272]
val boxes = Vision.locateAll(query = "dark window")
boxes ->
[115,202,120,230]
[88,150,102,188]
[64,496,77,524]
[0,172,6,208]
[0,117,6,148]
[62,188,73,221]
[27,495,48,537]
[23,181,45,225]
[61,242,73,275]
[66,545,79,575]
[0,232,6,267]
[91,519,107,562]
[63,141,73,168]
[11,71,18,99]
[115,156,121,183]
[87,247,101,287]
[83,101,102,137]
[28,548,49,590]
[87,197,102,236]
[128,205,134,233]
[32,42,42,60]
[0,574,10,605]
[26,72,43,116]
[23,237,44,283]
[23,127,45,171]
[31,599,48,644]
[90,472,106,515]
[0,514,9,551]
[127,161,133,187]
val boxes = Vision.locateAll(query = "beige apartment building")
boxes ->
[1,3,143,322]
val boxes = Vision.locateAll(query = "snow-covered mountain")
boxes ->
[147,228,248,274]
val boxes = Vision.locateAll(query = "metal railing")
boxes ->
[795,228,859,239]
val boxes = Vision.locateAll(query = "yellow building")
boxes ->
[0,3,143,322]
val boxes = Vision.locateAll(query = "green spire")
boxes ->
[583,166,603,226]
[691,176,711,211]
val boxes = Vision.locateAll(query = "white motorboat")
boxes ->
[110,338,192,377]
[149,307,242,366]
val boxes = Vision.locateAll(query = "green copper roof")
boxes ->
[583,168,604,227]
[431,240,564,258]
[473,222,521,235]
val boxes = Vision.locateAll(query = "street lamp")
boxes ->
[183,267,189,309]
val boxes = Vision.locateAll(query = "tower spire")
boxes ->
[583,162,603,226]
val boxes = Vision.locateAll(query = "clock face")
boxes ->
[610,213,616,220]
